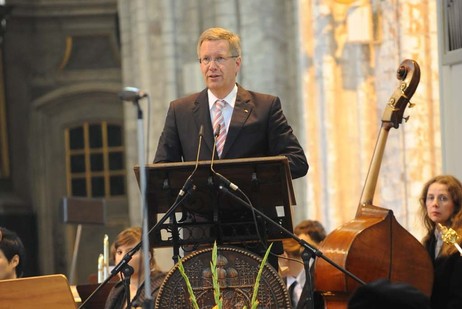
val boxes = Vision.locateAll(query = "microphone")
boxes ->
[118,86,148,101]
[210,125,238,191]
[178,125,204,197]
[210,124,220,171]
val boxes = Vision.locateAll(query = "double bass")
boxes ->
[313,59,433,308]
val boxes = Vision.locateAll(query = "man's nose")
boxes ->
[208,60,219,69]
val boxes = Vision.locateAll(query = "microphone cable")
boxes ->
[210,125,267,251]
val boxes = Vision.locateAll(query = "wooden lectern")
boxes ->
[134,156,296,250]
[0,274,76,309]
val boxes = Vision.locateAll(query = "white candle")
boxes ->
[103,234,109,280]
[97,254,104,283]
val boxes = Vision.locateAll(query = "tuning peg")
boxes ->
[388,98,399,111]
[403,115,410,122]
[408,101,415,108]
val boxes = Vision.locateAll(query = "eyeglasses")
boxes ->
[198,55,238,65]
[425,195,451,204]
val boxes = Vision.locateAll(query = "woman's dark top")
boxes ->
[425,233,462,309]
[104,270,166,309]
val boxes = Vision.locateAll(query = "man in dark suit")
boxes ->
[154,27,308,178]
[153,27,308,269]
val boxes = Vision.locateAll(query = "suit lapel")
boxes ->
[192,89,215,153]
[221,86,253,157]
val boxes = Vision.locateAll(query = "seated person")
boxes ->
[293,219,327,245]
[0,226,25,280]
[104,227,166,309]
[419,175,462,308]
[280,219,327,308]
[280,233,317,309]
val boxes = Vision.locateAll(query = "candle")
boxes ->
[97,254,104,283]
[103,234,109,280]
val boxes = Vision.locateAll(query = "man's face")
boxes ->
[199,39,241,98]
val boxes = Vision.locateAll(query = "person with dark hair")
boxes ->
[348,279,431,309]
[0,226,26,280]
[293,220,326,245]
[419,175,462,309]
[104,227,166,309]
[280,233,317,309]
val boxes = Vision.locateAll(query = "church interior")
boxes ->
[0,0,461,307]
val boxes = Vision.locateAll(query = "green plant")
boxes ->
[247,242,272,309]
[177,257,200,309]
[177,242,273,309]
[211,243,222,309]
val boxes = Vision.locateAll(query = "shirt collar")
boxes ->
[208,84,237,110]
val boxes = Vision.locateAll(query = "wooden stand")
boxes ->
[0,274,76,308]
[134,156,296,249]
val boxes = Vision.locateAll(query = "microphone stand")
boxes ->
[133,96,153,309]
[215,184,366,309]
[121,264,134,308]
[80,96,153,308]
[79,122,204,309]
[78,182,195,309]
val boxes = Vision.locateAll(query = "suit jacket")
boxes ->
[283,272,324,309]
[154,84,308,179]
[425,234,462,309]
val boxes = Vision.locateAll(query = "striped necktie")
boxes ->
[212,99,227,158]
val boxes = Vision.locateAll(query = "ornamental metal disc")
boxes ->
[155,246,290,308]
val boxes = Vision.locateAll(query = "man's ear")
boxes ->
[10,254,20,268]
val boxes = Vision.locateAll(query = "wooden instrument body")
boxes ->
[315,205,433,308]
[313,59,433,308]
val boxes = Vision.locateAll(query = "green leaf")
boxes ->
[177,257,200,309]
[250,243,273,309]
[211,241,222,309]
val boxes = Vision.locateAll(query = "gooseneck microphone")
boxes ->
[210,124,220,173]
[118,86,148,101]
[210,125,238,191]
[177,125,204,198]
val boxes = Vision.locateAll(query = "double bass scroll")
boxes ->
[313,59,433,309]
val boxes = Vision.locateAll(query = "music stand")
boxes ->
[61,197,106,284]
[134,156,296,250]
[0,274,76,309]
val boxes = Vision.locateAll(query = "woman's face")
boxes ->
[114,243,142,277]
[0,249,18,280]
[426,182,455,225]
